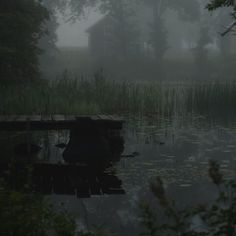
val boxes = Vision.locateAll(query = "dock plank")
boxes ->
[97,115,111,120]
[29,115,42,122]
[4,115,19,122]
[0,115,124,131]
[51,115,65,122]
[41,115,52,122]
[65,115,77,121]
[0,162,125,198]
[16,116,30,122]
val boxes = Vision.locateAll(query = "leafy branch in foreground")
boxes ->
[0,163,114,236]
[206,0,236,35]
[140,160,236,236]
[0,177,76,236]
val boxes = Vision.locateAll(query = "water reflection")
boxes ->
[0,124,125,198]
[63,125,124,166]
[120,116,236,193]
[1,115,236,234]
[32,163,125,197]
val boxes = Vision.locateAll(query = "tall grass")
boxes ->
[1,73,236,119]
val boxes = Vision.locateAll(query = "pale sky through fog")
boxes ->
[56,10,103,47]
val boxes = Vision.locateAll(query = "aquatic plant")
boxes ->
[140,160,236,236]
[1,73,236,120]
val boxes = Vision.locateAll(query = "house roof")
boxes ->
[86,16,109,33]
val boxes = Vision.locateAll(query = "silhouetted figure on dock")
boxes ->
[63,124,124,167]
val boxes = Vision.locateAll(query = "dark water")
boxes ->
[1,115,236,234]
[44,115,236,234]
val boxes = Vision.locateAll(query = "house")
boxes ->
[87,4,222,62]
[86,3,154,61]
[86,17,112,60]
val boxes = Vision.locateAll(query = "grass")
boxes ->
[1,73,236,120]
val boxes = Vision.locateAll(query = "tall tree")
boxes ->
[144,0,168,62]
[100,0,139,61]
[194,26,212,78]
[39,0,59,77]
[142,0,200,77]
[0,0,49,83]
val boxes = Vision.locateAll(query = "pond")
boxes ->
[44,115,236,234]
[1,114,236,235]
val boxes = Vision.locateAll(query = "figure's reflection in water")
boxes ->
[2,125,125,198]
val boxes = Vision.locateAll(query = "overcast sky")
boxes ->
[56,10,103,48]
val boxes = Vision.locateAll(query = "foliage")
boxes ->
[141,0,201,77]
[0,161,114,236]
[0,0,49,82]
[206,0,236,35]
[39,0,59,77]
[207,0,236,12]
[140,160,236,236]
[0,178,76,236]
[168,0,200,22]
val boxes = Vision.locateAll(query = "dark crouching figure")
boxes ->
[62,123,124,167]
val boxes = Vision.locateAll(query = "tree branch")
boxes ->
[221,20,236,36]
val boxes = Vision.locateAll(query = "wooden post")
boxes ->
[26,117,31,160]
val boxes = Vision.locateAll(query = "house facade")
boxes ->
[86,3,154,61]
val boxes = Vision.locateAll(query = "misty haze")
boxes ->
[1,1,236,236]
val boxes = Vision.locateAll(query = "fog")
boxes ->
[2,1,236,236]
[39,0,236,81]
[56,10,103,47]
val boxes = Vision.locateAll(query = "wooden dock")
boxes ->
[0,115,125,198]
[0,163,125,198]
[0,115,123,131]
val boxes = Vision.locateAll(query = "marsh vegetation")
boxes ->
[1,74,236,121]
[1,0,236,235]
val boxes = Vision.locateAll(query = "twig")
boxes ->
[221,20,236,36]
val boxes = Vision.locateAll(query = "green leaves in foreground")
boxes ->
[0,180,76,236]
[140,161,236,236]
[0,177,115,236]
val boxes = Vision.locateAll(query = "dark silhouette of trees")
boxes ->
[0,0,49,83]
[39,0,59,78]
[100,0,139,61]
[207,0,236,11]
[142,0,200,78]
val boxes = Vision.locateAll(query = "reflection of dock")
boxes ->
[0,163,125,198]
[0,115,123,131]
[0,115,125,197]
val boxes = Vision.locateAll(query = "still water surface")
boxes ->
[2,115,236,234]
[46,115,236,234]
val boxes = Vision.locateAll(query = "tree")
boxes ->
[100,0,139,61]
[141,0,200,78]
[144,0,168,62]
[39,0,59,78]
[194,26,213,78]
[207,0,236,11]
[207,0,236,35]
[0,0,49,83]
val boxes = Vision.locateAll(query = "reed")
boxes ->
[1,74,236,120]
